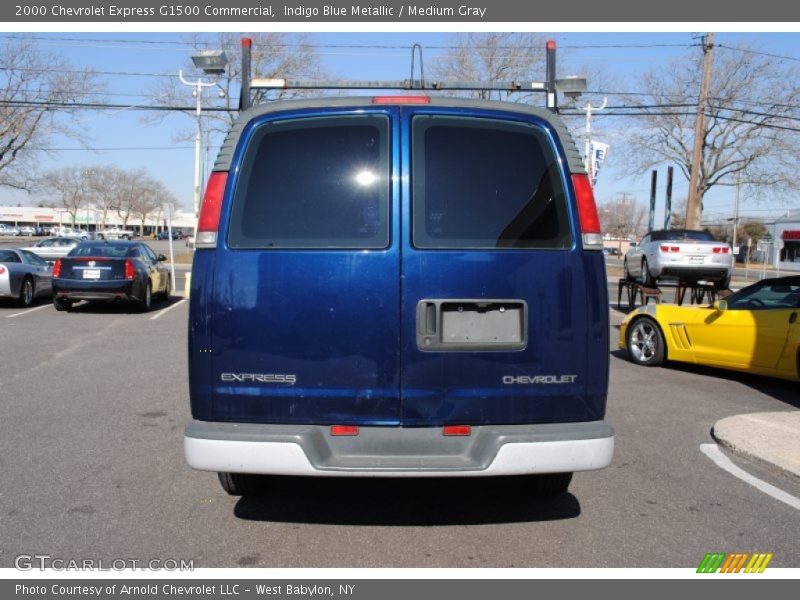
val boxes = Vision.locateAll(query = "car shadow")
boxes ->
[232,477,580,526]
[63,296,181,315]
[0,295,52,310]
[660,361,800,409]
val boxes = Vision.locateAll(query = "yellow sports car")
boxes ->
[619,276,800,382]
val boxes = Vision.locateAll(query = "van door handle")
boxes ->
[417,301,438,336]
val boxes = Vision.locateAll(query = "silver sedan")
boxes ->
[0,248,53,307]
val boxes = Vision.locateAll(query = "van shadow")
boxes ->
[233,477,581,526]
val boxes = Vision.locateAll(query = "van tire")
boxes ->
[524,472,573,496]
[217,472,270,496]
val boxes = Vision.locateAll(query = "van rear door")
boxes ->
[209,108,401,424]
[400,109,608,426]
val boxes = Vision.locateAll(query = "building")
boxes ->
[0,204,195,234]
[773,210,800,273]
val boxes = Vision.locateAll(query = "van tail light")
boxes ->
[52,259,62,278]
[372,96,430,104]
[572,174,603,250]
[124,259,135,280]
[196,171,228,249]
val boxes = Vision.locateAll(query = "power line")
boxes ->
[716,44,800,64]
[0,99,235,112]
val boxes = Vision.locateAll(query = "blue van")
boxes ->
[184,96,613,496]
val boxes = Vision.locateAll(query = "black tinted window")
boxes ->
[650,230,713,242]
[412,116,571,249]
[228,115,390,249]
[69,244,129,258]
[0,250,20,263]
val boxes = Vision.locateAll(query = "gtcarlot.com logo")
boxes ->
[15,554,194,571]
[697,552,773,573]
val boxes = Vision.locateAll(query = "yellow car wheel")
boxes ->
[627,317,665,366]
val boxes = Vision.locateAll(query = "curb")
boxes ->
[712,414,800,483]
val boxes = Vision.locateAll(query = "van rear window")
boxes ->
[412,116,571,249]
[227,115,390,249]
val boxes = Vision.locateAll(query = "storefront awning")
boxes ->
[782,230,800,240]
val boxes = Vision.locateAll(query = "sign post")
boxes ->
[164,203,177,297]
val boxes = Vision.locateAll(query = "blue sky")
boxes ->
[3,31,800,228]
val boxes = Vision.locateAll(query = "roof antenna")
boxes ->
[410,44,425,89]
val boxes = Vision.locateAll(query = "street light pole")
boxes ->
[178,71,219,239]
[581,97,607,175]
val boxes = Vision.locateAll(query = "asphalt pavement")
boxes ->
[1,290,799,569]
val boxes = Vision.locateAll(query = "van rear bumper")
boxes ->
[184,420,614,477]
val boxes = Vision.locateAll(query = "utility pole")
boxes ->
[732,172,741,252]
[686,32,715,230]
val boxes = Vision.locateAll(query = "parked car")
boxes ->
[98,227,136,240]
[620,276,800,382]
[16,226,35,236]
[52,240,171,312]
[21,237,81,263]
[183,95,614,497]
[624,229,733,290]
[156,230,185,240]
[0,248,53,307]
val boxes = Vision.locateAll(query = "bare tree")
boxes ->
[598,193,647,239]
[148,32,328,138]
[85,165,125,230]
[114,169,150,229]
[37,167,89,226]
[0,37,99,190]
[621,44,800,220]
[429,33,546,102]
[132,178,175,236]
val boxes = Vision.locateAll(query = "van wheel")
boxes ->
[523,473,573,496]
[218,472,270,496]
[627,317,665,366]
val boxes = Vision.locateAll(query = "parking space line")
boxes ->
[700,443,800,511]
[149,297,187,320]
[5,304,50,319]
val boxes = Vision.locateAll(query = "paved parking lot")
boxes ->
[0,293,798,568]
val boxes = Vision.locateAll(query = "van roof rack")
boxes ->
[238,39,585,114]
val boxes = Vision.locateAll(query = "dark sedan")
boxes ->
[52,241,171,312]
[156,230,185,240]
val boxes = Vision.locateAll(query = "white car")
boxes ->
[20,236,81,263]
[624,229,733,290]
[99,227,136,240]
